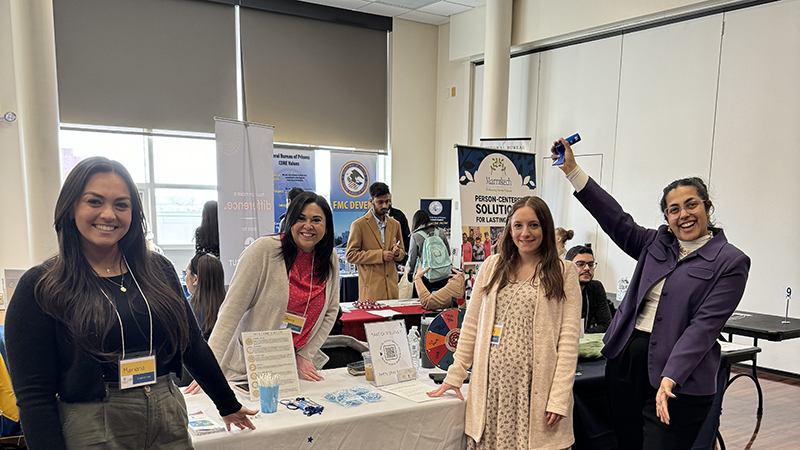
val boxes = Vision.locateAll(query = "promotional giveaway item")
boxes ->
[280,397,324,416]
[364,320,417,386]
[424,308,465,370]
[258,372,280,414]
[187,411,226,436]
[241,330,300,401]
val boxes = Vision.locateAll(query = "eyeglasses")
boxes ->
[664,199,703,218]
[574,261,598,269]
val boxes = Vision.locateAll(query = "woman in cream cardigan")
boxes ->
[429,196,582,450]
[186,192,339,392]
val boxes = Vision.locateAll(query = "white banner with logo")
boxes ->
[457,144,536,265]
[215,118,275,284]
[478,137,532,153]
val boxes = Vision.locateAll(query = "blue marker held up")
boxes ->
[552,133,581,166]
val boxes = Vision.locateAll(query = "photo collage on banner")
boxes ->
[457,144,536,278]
[273,149,316,233]
[330,152,377,253]
[215,119,275,284]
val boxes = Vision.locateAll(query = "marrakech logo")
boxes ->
[339,161,370,198]
[490,157,506,175]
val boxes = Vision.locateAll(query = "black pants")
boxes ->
[606,330,714,450]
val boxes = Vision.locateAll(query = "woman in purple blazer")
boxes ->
[551,139,750,450]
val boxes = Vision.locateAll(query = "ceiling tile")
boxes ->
[357,2,412,16]
[418,1,471,16]
[447,0,485,7]
[376,0,438,8]
[299,0,373,9]
[397,9,449,25]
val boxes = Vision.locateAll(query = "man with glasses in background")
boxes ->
[566,245,613,334]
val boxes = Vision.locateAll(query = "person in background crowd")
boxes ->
[185,252,226,340]
[467,228,475,245]
[186,192,340,388]
[346,182,405,301]
[279,186,305,234]
[462,232,473,263]
[388,204,411,266]
[552,138,750,450]
[407,209,451,295]
[429,196,581,450]
[6,157,255,450]
[473,235,485,262]
[414,265,466,311]
[483,231,491,258]
[555,227,574,259]
[565,245,612,333]
[195,200,220,257]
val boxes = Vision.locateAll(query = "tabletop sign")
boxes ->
[364,320,416,387]
[241,330,300,401]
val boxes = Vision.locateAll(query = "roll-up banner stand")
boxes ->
[215,118,275,284]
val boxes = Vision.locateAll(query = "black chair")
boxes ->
[320,335,368,369]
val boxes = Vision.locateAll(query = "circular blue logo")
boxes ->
[339,161,370,199]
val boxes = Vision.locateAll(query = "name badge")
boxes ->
[491,324,503,345]
[119,354,157,389]
[280,313,306,334]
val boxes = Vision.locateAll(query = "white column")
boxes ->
[6,0,61,267]
[481,0,512,139]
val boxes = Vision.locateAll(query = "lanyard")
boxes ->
[97,256,154,359]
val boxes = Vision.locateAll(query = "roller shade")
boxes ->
[54,0,236,133]
[240,8,388,150]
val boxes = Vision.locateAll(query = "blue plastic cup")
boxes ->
[258,385,279,414]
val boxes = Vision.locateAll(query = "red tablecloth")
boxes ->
[340,305,427,341]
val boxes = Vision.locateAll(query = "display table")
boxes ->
[340,300,431,341]
[722,310,800,415]
[187,367,468,450]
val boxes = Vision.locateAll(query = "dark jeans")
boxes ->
[606,330,714,450]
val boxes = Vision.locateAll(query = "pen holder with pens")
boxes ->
[257,372,280,414]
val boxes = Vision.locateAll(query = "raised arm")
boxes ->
[551,138,657,259]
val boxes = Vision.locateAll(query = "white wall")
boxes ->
[709,0,800,371]
[390,18,439,218]
[452,0,800,374]
[435,23,472,236]
[0,0,61,280]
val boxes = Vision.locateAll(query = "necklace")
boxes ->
[99,258,127,292]
[105,274,127,292]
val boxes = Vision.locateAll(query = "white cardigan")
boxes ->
[208,236,340,380]
[444,255,582,450]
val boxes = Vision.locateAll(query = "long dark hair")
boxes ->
[35,157,189,360]
[484,196,566,301]
[188,252,225,336]
[194,200,219,257]
[280,191,335,280]
[411,210,434,231]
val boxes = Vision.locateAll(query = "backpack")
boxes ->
[417,230,452,282]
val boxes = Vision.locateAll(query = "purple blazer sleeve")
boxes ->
[574,177,658,260]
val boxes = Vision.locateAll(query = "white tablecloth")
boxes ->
[187,368,468,450]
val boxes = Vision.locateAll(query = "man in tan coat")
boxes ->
[346,182,406,301]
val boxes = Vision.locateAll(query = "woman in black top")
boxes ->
[195,200,220,257]
[185,252,226,340]
[5,157,256,450]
